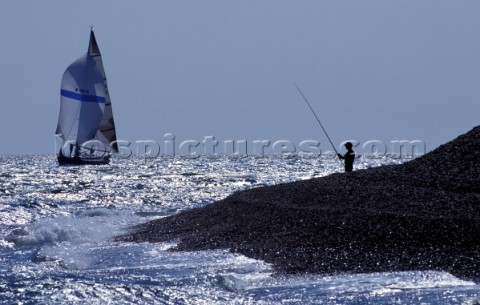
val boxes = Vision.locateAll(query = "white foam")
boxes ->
[11,208,141,247]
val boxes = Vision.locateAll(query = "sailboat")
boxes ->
[55,29,118,165]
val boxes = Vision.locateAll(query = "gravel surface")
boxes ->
[119,126,480,281]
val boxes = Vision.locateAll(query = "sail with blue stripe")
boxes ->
[55,30,118,157]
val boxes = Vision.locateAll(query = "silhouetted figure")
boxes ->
[337,142,355,172]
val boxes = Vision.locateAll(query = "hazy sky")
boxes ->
[1,1,479,155]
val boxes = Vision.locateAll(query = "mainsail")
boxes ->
[55,30,118,153]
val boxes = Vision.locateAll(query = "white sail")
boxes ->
[56,30,117,153]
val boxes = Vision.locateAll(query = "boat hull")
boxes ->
[57,154,110,166]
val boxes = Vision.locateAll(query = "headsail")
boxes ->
[56,30,117,153]
[88,30,118,152]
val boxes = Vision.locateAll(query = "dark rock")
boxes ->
[118,126,480,281]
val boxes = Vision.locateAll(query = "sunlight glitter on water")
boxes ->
[0,155,478,304]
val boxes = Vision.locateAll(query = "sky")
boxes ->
[1,1,479,156]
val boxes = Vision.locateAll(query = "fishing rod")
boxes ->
[293,83,343,163]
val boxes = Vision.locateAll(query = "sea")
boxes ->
[0,155,478,304]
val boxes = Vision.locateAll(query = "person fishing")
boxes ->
[337,142,355,172]
[294,83,355,173]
